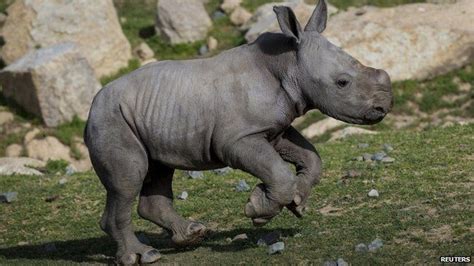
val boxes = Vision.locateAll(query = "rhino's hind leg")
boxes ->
[138,162,208,246]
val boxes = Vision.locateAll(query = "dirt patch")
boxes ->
[319,204,344,216]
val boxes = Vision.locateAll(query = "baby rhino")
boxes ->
[85,0,393,264]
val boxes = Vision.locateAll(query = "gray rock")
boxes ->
[355,243,368,253]
[186,171,204,179]
[58,178,68,185]
[368,189,379,198]
[155,0,212,44]
[381,157,395,163]
[362,153,373,161]
[0,157,46,176]
[368,238,383,252]
[0,0,132,78]
[0,42,101,127]
[323,261,337,266]
[232,233,248,242]
[257,231,280,246]
[199,45,209,55]
[0,192,18,203]
[65,165,76,176]
[358,143,369,148]
[212,167,232,175]
[177,191,188,200]
[267,241,284,255]
[235,180,250,192]
[371,151,387,161]
[44,243,57,253]
[382,143,394,152]
[337,258,349,266]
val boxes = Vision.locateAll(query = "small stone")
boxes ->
[5,144,23,157]
[133,42,155,61]
[368,238,383,252]
[65,165,76,176]
[24,128,40,144]
[267,241,284,255]
[199,45,208,55]
[358,143,369,148]
[44,243,57,253]
[235,180,250,192]
[362,153,372,161]
[212,167,232,175]
[230,6,252,26]
[225,237,232,242]
[177,191,188,200]
[368,189,379,198]
[58,178,68,185]
[294,233,302,238]
[212,10,226,20]
[257,231,280,246]
[323,261,337,266]
[337,258,349,266]
[353,156,363,161]
[0,111,14,125]
[137,232,151,245]
[0,192,18,203]
[207,36,218,51]
[381,157,395,163]
[232,233,248,242]
[382,143,394,152]
[220,0,242,14]
[186,171,204,179]
[371,151,387,161]
[355,243,368,253]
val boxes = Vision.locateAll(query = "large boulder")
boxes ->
[244,0,338,43]
[323,0,474,81]
[0,42,101,127]
[155,0,213,44]
[301,117,345,139]
[0,157,45,176]
[0,0,132,78]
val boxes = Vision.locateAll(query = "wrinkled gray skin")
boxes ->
[84,1,392,264]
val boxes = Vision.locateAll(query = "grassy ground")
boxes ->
[0,124,472,265]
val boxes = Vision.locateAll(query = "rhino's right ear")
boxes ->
[305,0,327,33]
[273,6,302,44]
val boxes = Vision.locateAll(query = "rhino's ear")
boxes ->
[273,6,302,44]
[305,0,327,33]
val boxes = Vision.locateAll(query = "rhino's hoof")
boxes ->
[172,222,208,246]
[140,249,161,264]
[244,184,281,226]
[117,253,137,265]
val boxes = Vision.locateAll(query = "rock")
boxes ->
[177,191,188,200]
[235,180,250,192]
[268,241,285,255]
[58,178,68,185]
[383,143,394,152]
[294,233,302,238]
[302,117,345,139]
[0,157,45,176]
[133,42,155,61]
[362,153,372,161]
[186,171,204,179]
[221,0,242,14]
[337,258,349,266]
[324,0,474,81]
[353,156,363,161]
[212,167,232,175]
[24,128,40,144]
[323,261,337,266]
[368,189,379,198]
[1,0,131,78]
[368,238,383,252]
[371,151,387,161]
[358,143,369,148]
[212,10,226,20]
[257,231,280,246]
[230,7,252,26]
[329,127,377,141]
[26,136,72,162]
[0,192,18,203]
[381,157,395,163]
[0,43,101,127]
[44,243,57,253]
[244,0,338,42]
[207,37,218,51]
[65,165,76,176]
[155,0,212,44]
[0,111,14,125]
[232,233,248,242]
[5,144,22,157]
[199,45,209,55]
[355,243,368,253]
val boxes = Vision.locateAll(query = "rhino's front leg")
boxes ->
[223,136,297,226]
[274,126,322,217]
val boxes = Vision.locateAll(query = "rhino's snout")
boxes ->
[363,68,393,124]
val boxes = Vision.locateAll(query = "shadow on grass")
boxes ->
[0,228,297,263]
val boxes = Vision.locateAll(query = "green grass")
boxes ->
[0,124,472,264]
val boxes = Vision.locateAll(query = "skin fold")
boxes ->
[84,0,393,264]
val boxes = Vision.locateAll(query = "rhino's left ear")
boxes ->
[305,0,327,33]
[273,6,302,44]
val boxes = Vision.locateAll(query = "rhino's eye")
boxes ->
[336,79,349,88]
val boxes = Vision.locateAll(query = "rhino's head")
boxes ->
[274,0,393,124]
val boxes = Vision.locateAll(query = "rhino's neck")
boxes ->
[250,33,308,118]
